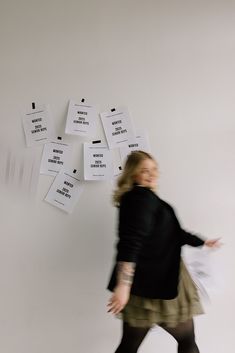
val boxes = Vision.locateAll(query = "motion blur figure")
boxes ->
[107,151,221,353]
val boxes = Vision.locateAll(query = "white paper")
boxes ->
[40,139,73,176]
[112,149,123,179]
[44,169,84,213]
[65,99,98,136]
[110,165,123,188]
[119,130,151,163]
[83,142,113,180]
[100,106,135,149]
[182,246,219,302]
[22,104,55,147]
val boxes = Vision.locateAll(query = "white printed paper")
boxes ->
[22,104,55,147]
[182,246,219,302]
[40,139,73,176]
[108,148,123,187]
[65,99,98,136]
[110,165,123,187]
[100,106,135,149]
[45,169,84,213]
[84,142,113,180]
[119,131,151,163]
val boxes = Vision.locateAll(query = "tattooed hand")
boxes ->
[107,261,135,315]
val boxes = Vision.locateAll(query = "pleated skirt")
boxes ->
[117,259,204,328]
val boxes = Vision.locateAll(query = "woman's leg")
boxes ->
[160,319,200,353]
[114,321,150,353]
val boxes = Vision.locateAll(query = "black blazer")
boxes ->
[107,185,205,299]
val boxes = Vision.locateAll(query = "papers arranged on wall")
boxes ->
[65,99,98,136]
[13,99,154,209]
[119,131,151,163]
[100,106,135,149]
[83,141,113,180]
[40,138,73,176]
[45,169,84,213]
[22,104,55,147]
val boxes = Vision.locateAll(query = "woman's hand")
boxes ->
[107,284,131,315]
[204,238,223,249]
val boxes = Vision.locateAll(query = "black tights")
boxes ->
[114,319,200,353]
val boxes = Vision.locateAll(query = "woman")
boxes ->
[107,151,221,353]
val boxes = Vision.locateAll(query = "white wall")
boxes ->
[0,0,234,352]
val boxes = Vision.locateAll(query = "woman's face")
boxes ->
[134,158,158,190]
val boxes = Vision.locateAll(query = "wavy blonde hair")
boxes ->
[113,150,157,207]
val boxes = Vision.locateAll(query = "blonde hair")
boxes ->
[113,150,157,207]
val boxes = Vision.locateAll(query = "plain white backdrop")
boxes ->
[0,1,234,352]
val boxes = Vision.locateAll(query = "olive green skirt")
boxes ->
[117,259,204,328]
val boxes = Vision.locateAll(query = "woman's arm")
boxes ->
[117,261,136,286]
[107,261,136,314]
[108,187,155,315]
[180,229,222,249]
[180,229,206,247]
[116,187,155,263]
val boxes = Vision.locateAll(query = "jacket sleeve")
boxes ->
[116,187,155,263]
[180,228,206,247]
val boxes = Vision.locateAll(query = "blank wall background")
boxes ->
[0,1,234,352]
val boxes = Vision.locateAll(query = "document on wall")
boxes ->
[44,169,84,213]
[111,165,123,186]
[119,131,151,163]
[22,104,55,147]
[111,148,122,179]
[65,99,98,136]
[83,142,113,180]
[100,106,135,149]
[40,139,73,176]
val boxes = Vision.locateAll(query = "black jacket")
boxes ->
[107,185,205,299]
